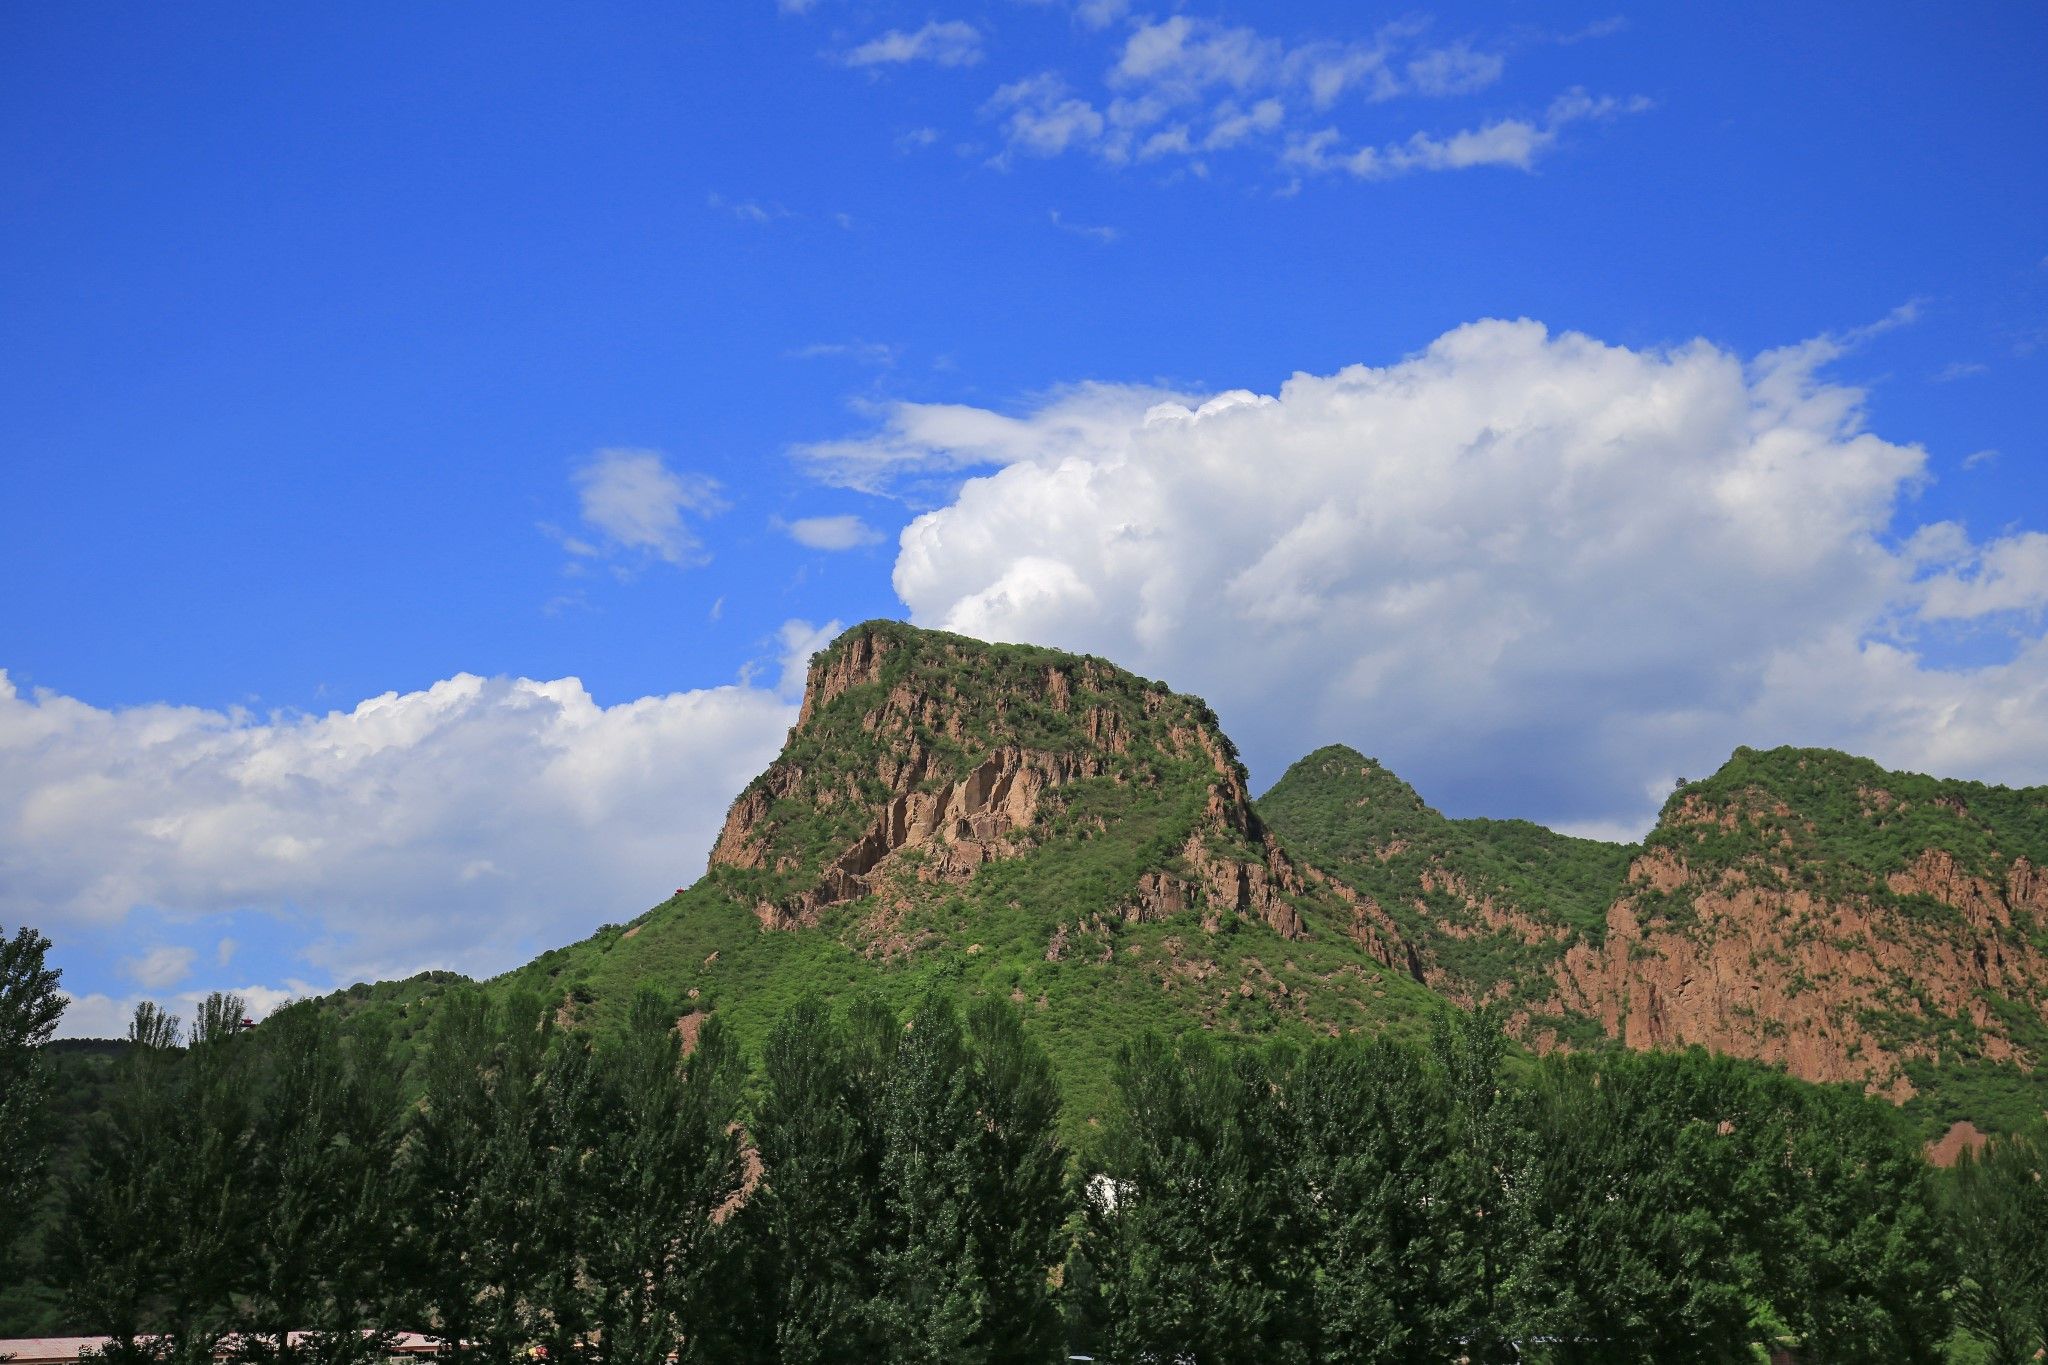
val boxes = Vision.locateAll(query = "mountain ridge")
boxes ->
[316,621,2046,1136]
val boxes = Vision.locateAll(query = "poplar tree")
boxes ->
[1430,1007,1526,1365]
[1765,1084,1951,1364]
[1084,1033,1309,1365]
[958,997,1066,1365]
[582,988,746,1365]
[1288,1035,1457,1363]
[397,987,499,1363]
[54,1002,185,1364]
[159,993,258,1365]
[233,1005,403,1365]
[0,923,65,1276]
[1514,1050,1759,1364]
[1942,1123,2048,1365]
[733,996,893,1364]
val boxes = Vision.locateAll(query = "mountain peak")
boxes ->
[707,620,1318,943]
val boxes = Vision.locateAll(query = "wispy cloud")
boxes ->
[1049,209,1119,243]
[787,340,901,367]
[706,190,792,224]
[123,945,196,991]
[778,514,886,550]
[953,10,1644,184]
[556,449,726,569]
[841,20,984,69]
[1284,88,1652,180]
[1933,360,1989,382]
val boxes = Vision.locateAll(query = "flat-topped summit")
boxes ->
[708,620,1320,943]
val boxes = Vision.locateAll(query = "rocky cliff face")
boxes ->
[707,621,1350,949]
[1542,756,2048,1109]
[1263,743,2048,1129]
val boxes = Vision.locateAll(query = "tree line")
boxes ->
[3,921,2047,1364]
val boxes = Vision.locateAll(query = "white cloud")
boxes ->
[123,945,196,990]
[788,340,900,367]
[973,13,1633,182]
[842,20,984,69]
[2,668,797,1021]
[567,449,726,566]
[58,981,315,1042]
[706,191,792,224]
[795,380,1184,492]
[1917,531,2048,620]
[1287,88,1650,179]
[1404,41,1506,97]
[1049,208,1120,242]
[852,318,2048,832]
[782,513,885,550]
[776,619,844,698]
[986,74,1107,159]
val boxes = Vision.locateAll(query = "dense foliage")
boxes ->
[1072,1013,1969,1365]
[26,971,2039,1363]
[1257,745,1637,1006]
[0,923,66,1287]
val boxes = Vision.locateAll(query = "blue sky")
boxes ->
[4,2,2045,1033]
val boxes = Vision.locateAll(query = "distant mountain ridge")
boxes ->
[386,620,2043,1134]
[1261,742,2048,1133]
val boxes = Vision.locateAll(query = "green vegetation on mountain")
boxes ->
[1627,747,2048,1137]
[491,622,1442,1131]
[29,984,2030,1362]
[1256,744,1635,1013]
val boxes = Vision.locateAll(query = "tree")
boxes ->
[232,1004,404,1365]
[731,996,894,1364]
[157,993,258,1365]
[1764,1083,1951,1364]
[957,997,1067,1365]
[1430,1007,1527,1365]
[873,993,981,1361]
[1288,1034,1458,1363]
[1514,1050,1760,1364]
[582,988,747,1365]
[0,923,65,1276]
[53,1001,186,1365]
[395,986,499,1363]
[1084,1033,1309,1365]
[1942,1123,2048,1365]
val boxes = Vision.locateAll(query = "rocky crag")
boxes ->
[505,621,1434,1125]
[486,623,2045,1134]
[1262,743,2048,1132]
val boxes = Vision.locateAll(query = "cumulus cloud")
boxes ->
[848,319,2048,832]
[1917,531,2048,621]
[776,618,844,698]
[59,981,314,1042]
[2,667,796,1032]
[842,20,984,69]
[565,449,726,567]
[781,514,885,550]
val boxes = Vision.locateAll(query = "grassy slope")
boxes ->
[493,624,1446,1130]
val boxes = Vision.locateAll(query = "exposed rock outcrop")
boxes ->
[1549,835,2048,1100]
[709,620,1339,945]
